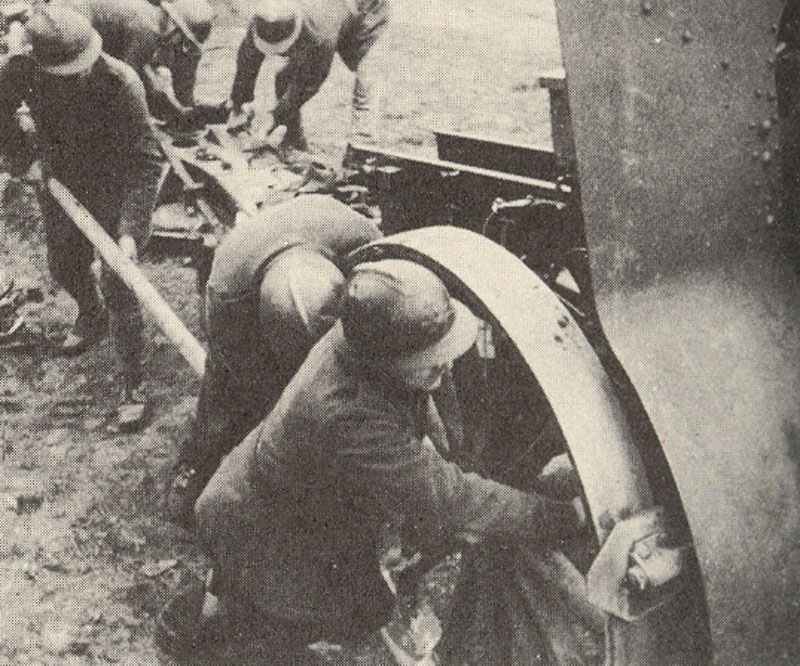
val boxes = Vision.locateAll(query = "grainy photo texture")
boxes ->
[1,0,799,664]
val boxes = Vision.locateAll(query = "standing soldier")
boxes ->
[227,0,390,158]
[0,6,163,429]
[165,195,382,528]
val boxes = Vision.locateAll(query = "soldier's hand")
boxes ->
[119,235,138,262]
[1,176,19,207]
[572,497,588,532]
[226,101,255,135]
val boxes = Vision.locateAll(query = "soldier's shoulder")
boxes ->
[97,53,147,96]
[1,53,35,78]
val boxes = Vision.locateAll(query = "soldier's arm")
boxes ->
[112,66,163,251]
[0,57,33,176]
[271,44,335,127]
[330,397,584,548]
[229,20,266,108]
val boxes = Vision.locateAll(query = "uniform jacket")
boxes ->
[206,194,381,383]
[0,53,161,245]
[196,322,579,638]
[180,195,382,485]
[59,0,204,108]
[230,0,389,124]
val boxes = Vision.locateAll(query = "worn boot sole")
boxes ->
[59,310,109,357]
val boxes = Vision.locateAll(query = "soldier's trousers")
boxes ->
[38,187,144,391]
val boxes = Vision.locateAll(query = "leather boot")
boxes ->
[60,306,108,356]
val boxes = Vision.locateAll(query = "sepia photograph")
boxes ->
[1,0,798,663]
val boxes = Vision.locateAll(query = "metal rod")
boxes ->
[47,178,207,376]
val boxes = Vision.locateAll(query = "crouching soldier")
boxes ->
[156,260,586,662]
[164,194,382,528]
[0,6,162,428]
[227,0,390,158]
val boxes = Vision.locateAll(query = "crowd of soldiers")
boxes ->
[0,1,590,662]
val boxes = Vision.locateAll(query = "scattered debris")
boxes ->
[15,492,43,515]
[41,558,69,574]
[140,559,179,578]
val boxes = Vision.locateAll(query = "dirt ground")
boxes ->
[0,1,563,663]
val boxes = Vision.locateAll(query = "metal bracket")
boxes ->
[586,506,688,621]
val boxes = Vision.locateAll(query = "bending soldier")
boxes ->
[56,0,216,124]
[165,194,382,527]
[0,7,163,429]
[227,0,390,157]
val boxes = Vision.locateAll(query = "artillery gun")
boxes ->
[339,1,800,663]
[42,0,799,661]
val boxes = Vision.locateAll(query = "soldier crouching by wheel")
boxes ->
[156,260,586,662]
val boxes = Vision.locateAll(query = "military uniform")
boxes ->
[59,0,211,111]
[230,0,390,146]
[175,195,381,505]
[0,52,162,391]
[195,322,581,650]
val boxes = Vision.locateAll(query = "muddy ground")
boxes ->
[0,1,562,663]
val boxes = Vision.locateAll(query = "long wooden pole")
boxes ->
[48,178,207,376]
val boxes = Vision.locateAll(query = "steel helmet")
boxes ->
[340,260,480,369]
[160,0,214,52]
[258,246,345,360]
[25,6,102,76]
[250,0,301,56]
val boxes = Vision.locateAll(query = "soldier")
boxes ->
[57,0,216,124]
[0,6,163,429]
[227,0,390,158]
[156,260,585,661]
[164,194,382,528]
